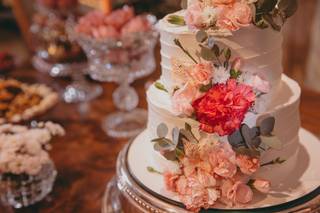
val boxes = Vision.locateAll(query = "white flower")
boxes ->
[202,7,221,26]
[212,66,230,84]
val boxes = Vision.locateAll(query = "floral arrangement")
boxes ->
[150,119,284,212]
[75,6,152,40]
[168,0,298,33]
[156,30,269,136]
[152,30,285,211]
[37,0,78,10]
[0,122,65,176]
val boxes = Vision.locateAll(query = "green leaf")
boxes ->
[224,48,231,61]
[199,82,212,93]
[185,123,192,132]
[256,0,278,15]
[154,82,168,93]
[147,166,162,175]
[175,148,185,159]
[260,135,282,149]
[167,15,186,26]
[212,44,220,57]
[162,150,177,161]
[200,46,215,61]
[196,30,208,43]
[230,69,241,79]
[262,14,281,31]
[277,0,298,18]
[157,123,168,138]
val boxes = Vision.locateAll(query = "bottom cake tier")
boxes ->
[125,128,320,211]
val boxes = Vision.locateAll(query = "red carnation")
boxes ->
[192,79,255,136]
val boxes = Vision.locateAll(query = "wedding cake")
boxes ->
[129,0,305,212]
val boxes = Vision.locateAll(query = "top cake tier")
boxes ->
[157,10,284,110]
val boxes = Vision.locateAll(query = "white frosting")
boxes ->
[157,12,284,109]
[146,75,301,177]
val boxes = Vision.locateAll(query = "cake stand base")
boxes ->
[102,128,320,213]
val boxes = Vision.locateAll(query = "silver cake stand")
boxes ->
[102,140,320,213]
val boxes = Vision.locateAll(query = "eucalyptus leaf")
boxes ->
[196,30,208,43]
[277,0,298,18]
[176,148,185,159]
[260,116,275,135]
[180,129,197,144]
[212,44,220,57]
[157,123,168,138]
[241,124,254,149]
[256,0,278,15]
[207,36,215,49]
[185,123,192,132]
[228,130,245,148]
[172,127,180,145]
[260,135,282,150]
[162,150,177,161]
[200,46,215,61]
[262,14,281,31]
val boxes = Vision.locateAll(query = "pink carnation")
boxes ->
[251,75,270,93]
[227,181,253,204]
[172,83,201,116]
[253,179,271,194]
[236,154,260,175]
[192,79,255,136]
[216,2,253,31]
[121,16,151,35]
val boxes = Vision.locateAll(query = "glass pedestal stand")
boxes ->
[102,140,320,213]
[102,142,189,213]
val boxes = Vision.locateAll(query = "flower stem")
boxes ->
[147,166,162,175]
[261,157,286,167]
[174,39,198,64]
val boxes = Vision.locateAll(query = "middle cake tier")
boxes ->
[146,74,301,178]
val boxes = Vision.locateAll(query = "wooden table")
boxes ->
[0,46,318,212]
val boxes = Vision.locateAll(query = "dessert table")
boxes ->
[0,40,320,213]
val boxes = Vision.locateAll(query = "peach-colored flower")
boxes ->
[121,16,151,35]
[172,83,201,116]
[189,62,214,85]
[253,179,271,194]
[164,171,179,192]
[227,181,253,204]
[208,142,237,178]
[212,0,235,6]
[197,169,216,187]
[185,2,205,29]
[236,154,260,175]
[216,2,253,31]
[92,25,119,39]
[104,6,134,30]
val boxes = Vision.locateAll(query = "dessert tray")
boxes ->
[0,79,58,124]
[103,128,320,212]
